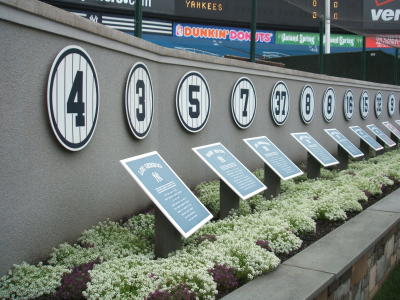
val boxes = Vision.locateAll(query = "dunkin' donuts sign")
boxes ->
[174,23,274,43]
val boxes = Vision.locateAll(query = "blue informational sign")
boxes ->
[324,129,364,158]
[193,143,266,199]
[243,136,303,180]
[382,121,400,140]
[350,126,384,151]
[120,152,213,238]
[367,124,396,147]
[291,132,339,167]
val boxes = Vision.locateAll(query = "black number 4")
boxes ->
[67,71,85,127]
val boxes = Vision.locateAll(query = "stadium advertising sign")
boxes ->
[366,35,400,48]
[364,0,399,31]
[174,23,274,43]
[276,32,362,48]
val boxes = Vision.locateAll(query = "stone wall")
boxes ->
[315,223,400,300]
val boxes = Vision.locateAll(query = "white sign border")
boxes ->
[243,136,303,180]
[193,142,267,200]
[382,121,400,140]
[291,132,339,167]
[366,124,396,148]
[349,126,384,151]
[120,151,213,239]
[324,128,364,158]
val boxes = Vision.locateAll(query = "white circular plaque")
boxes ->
[271,81,290,126]
[359,90,369,120]
[300,85,315,124]
[323,87,336,123]
[388,93,396,117]
[125,62,154,139]
[47,45,100,151]
[375,92,383,118]
[343,89,354,121]
[176,71,211,133]
[231,77,257,129]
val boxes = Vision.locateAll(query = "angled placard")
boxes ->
[193,143,266,199]
[244,136,303,180]
[367,124,396,147]
[120,152,213,238]
[382,121,400,140]
[350,126,384,151]
[396,120,400,127]
[291,132,339,167]
[324,129,364,158]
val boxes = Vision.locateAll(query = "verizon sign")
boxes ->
[365,0,400,31]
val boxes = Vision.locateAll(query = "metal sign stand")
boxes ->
[390,133,399,149]
[264,163,281,199]
[336,145,348,170]
[154,208,182,258]
[307,153,321,179]
[376,137,385,154]
[359,139,374,158]
[220,180,240,218]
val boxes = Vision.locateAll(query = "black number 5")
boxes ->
[189,85,200,118]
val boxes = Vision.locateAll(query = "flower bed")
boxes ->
[2,150,400,299]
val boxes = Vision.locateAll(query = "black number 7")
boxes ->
[240,89,249,117]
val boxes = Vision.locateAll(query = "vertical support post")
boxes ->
[325,0,331,54]
[220,180,240,219]
[134,0,142,38]
[395,48,399,85]
[376,137,385,154]
[263,164,281,199]
[360,139,371,158]
[362,36,367,81]
[307,153,321,179]
[337,145,348,170]
[390,133,399,144]
[154,208,182,258]
[319,20,325,74]
[250,0,257,62]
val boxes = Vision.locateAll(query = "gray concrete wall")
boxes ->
[0,0,399,275]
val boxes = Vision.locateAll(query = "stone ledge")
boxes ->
[222,189,400,300]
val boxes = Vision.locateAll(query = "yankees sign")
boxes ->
[47,45,100,151]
